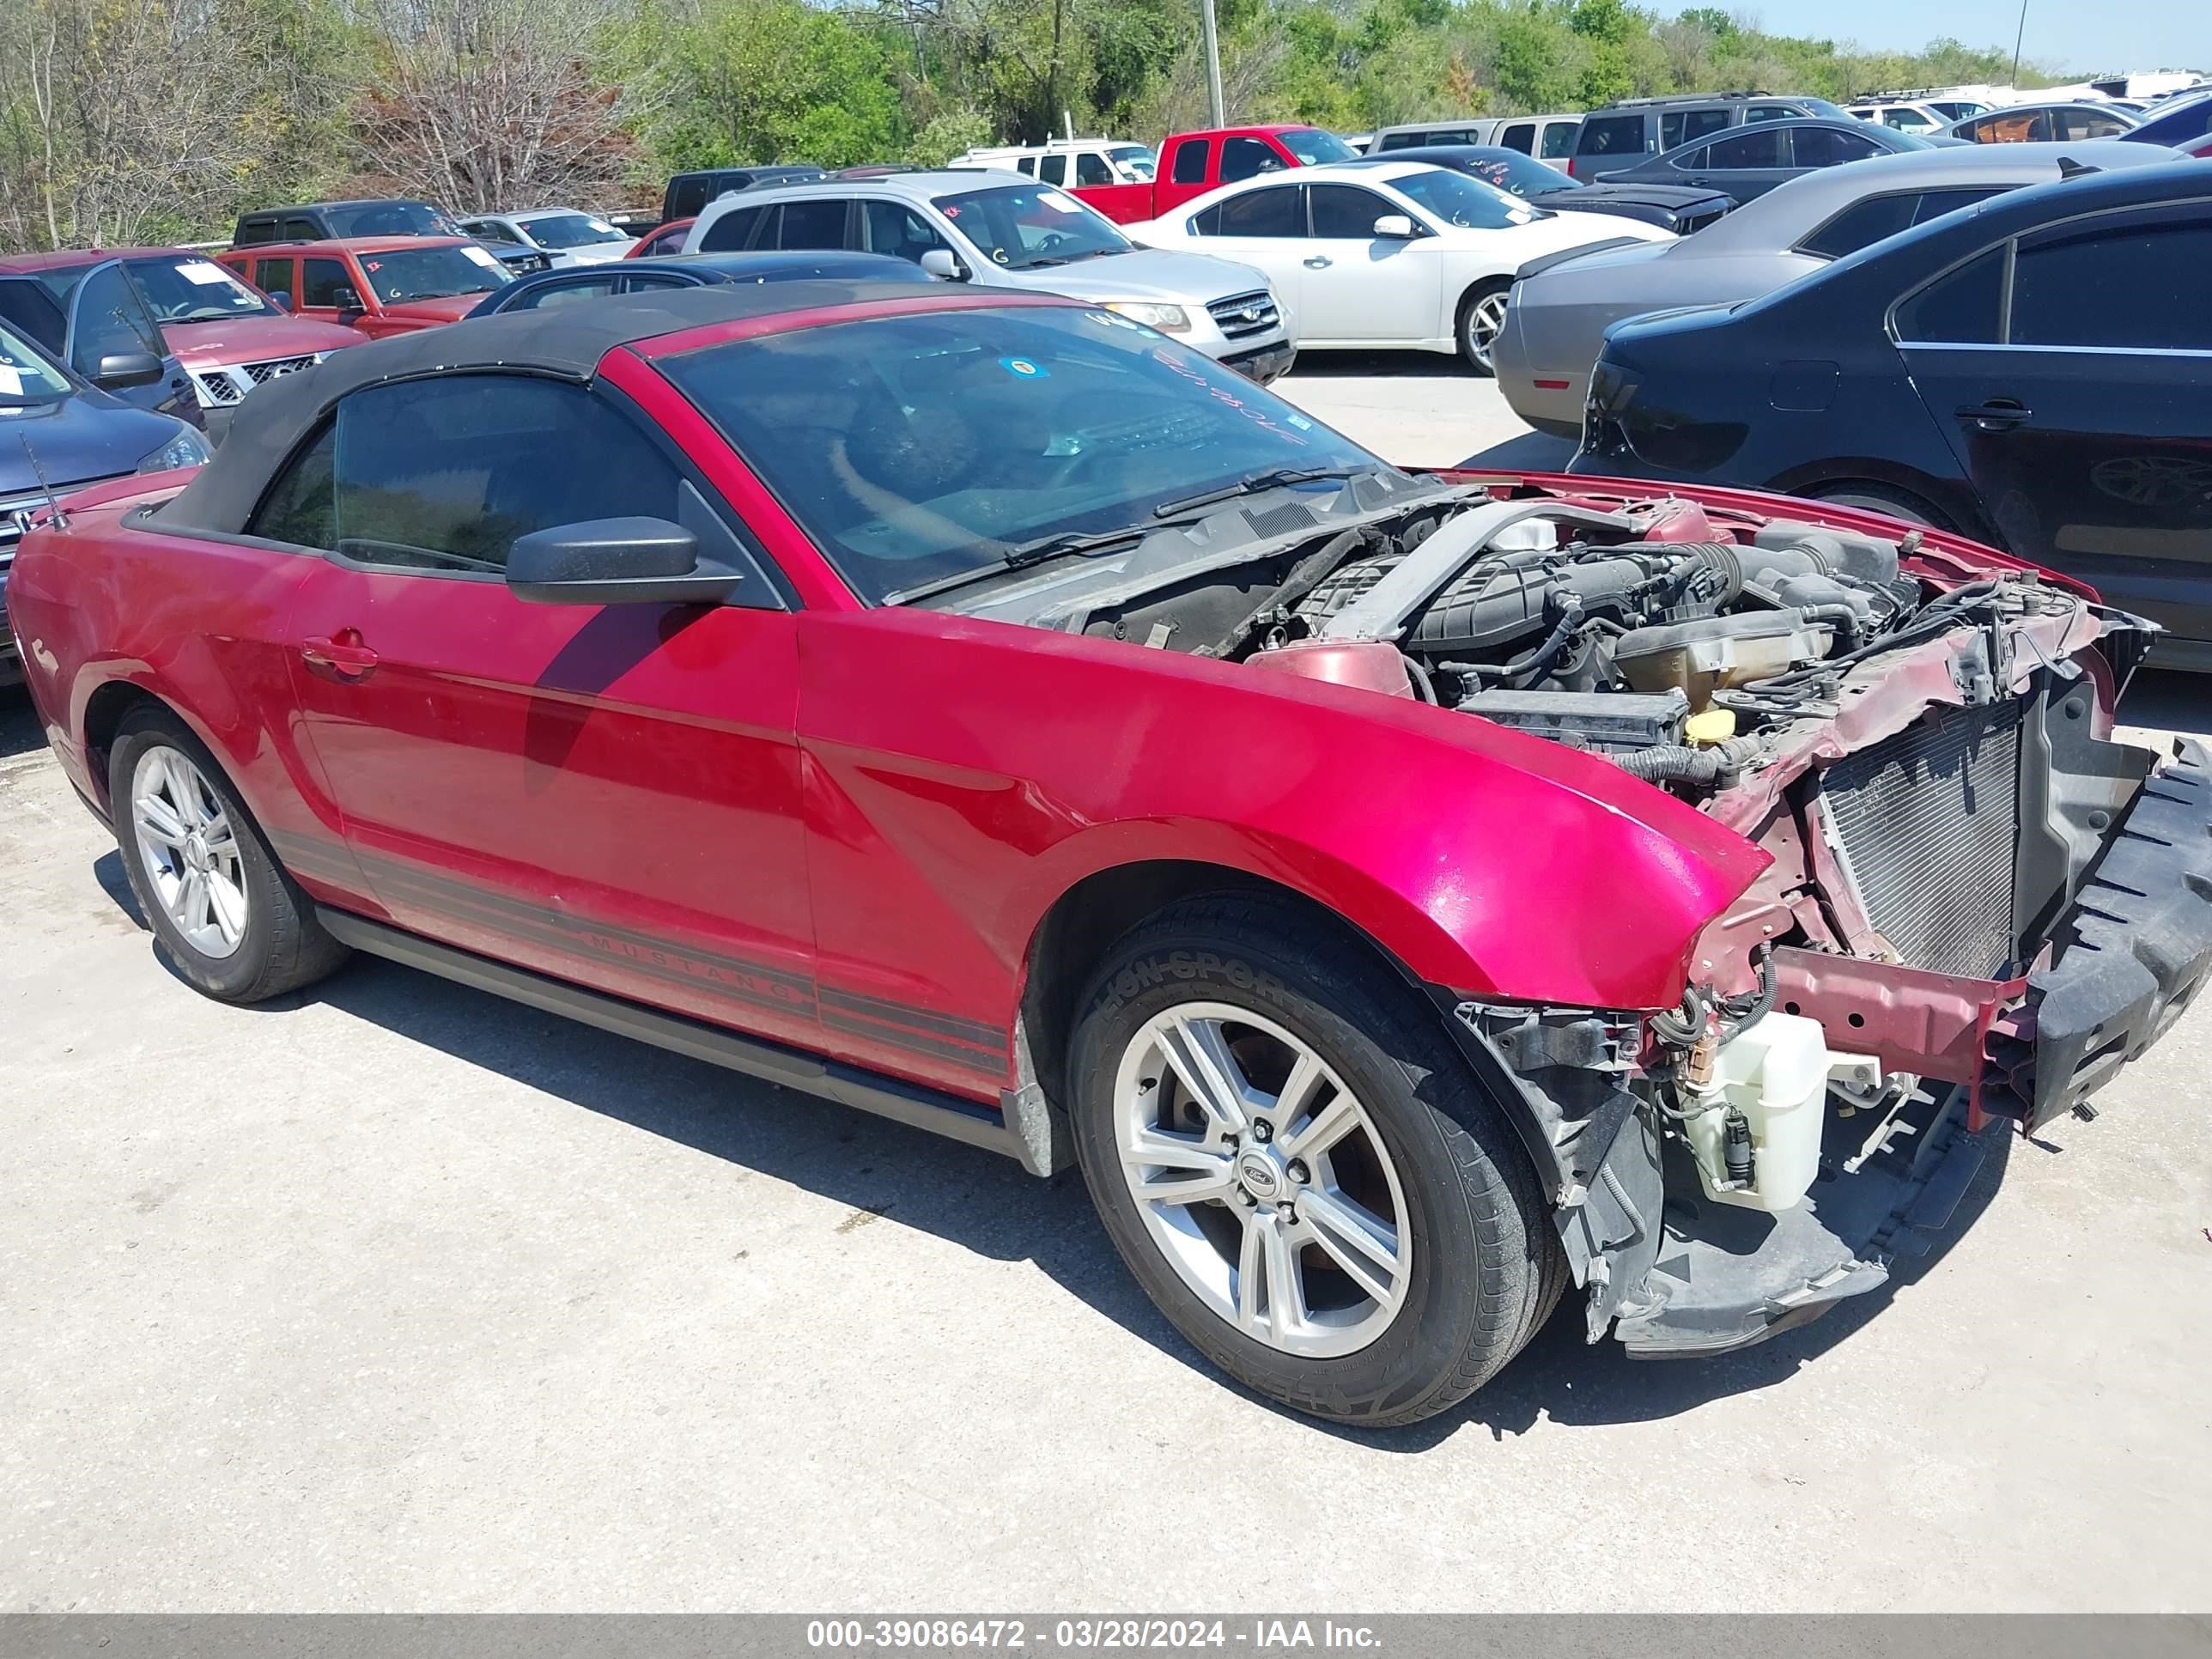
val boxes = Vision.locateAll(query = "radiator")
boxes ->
[1817,698,2025,980]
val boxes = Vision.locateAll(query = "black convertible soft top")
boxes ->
[155,280,963,536]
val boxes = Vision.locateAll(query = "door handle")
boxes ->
[1957,399,2032,431]
[301,635,380,678]
[1304,255,1333,269]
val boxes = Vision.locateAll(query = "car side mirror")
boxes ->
[93,350,164,390]
[267,292,294,313]
[507,517,742,606]
[1372,214,1417,239]
[919,248,969,281]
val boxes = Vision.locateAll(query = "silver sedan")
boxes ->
[1492,140,2170,438]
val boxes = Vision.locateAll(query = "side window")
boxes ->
[330,376,690,573]
[252,258,295,304]
[247,422,337,549]
[1744,105,1799,124]
[860,201,948,264]
[1188,203,1222,234]
[1073,151,1113,186]
[1309,184,1395,239]
[1216,185,1304,237]
[1500,123,1535,155]
[67,264,164,371]
[1661,112,1686,149]
[1036,154,1066,185]
[1797,194,1920,259]
[618,273,691,295]
[0,278,68,353]
[282,216,320,240]
[301,258,356,308]
[506,276,620,311]
[1576,115,1645,156]
[234,218,273,246]
[667,177,710,219]
[1170,140,1211,185]
[1893,246,2005,344]
[1015,156,1036,176]
[1668,145,1710,172]
[1667,108,1730,147]
[1792,126,1881,167]
[2011,214,2211,351]
[1220,137,1282,182]
[2059,110,2130,140]
[778,198,848,250]
[1540,121,1577,159]
[698,204,769,253]
[1706,127,1790,169]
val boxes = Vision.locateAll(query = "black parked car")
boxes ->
[230,198,550,274]
[1595,118,1945,203]
[659,167,826,225]
[0,315,209,686]
[1347,145,1735,234]
[464,250,930,317]
[1572,161,2212,663]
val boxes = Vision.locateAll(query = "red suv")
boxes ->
[217,238,512,338]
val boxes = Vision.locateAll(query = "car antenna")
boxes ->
[18,434,67,530]
[2056,155,2100,179]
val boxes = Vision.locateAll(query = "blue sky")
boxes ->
[1728,0,2207,75]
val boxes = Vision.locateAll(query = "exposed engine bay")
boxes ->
[940,471,2212,1357]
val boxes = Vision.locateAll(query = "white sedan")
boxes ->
[458,209,637,269]
[1131,161,1673,372]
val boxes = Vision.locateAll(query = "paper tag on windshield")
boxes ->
[461,245,500,268]
[587,219,617,234]
[1038,190,1085,214]
[179,260,231,285]
[0,365,20,395]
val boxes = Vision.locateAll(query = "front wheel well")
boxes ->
[1013,860,1424,1128]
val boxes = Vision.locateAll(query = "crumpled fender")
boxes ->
[801,611,1771,1014]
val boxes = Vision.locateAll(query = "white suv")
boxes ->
[685,170,1296,383]
[951,142,1157,187]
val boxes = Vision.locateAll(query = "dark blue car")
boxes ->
[465,250,932,318]
[0,315,208,686]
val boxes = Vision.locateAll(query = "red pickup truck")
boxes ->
[217,238,512,338]
[1076,125,1360,223]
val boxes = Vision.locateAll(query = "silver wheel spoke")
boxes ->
[1123,1131,1237,1204]
[130,745,250,961]
[1281,1088,1361,1159]
[207,874,247,943]
[1297,1187,1401,1305]
[1157,1015,1250,1136]
[137,792,190,846]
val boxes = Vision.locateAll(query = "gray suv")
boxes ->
[685,171,1295,382]
[1566,93,1849,180]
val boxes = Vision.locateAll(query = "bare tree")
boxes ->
[344,0,647,212]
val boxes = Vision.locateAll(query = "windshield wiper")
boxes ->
[1152,465,1379,520]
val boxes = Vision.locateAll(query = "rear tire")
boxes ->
[107,708,349,1004]
[1066,894,1559,1426]
[1803,481,1948,530]
[1456,281,1512,376]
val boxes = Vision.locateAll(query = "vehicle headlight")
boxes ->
[137,426,213,475]
[1103,301,1191,333]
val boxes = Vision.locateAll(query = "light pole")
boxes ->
[2010,0,2028,88]
[1201,0,1225,126]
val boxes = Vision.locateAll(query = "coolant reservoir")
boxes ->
[1682,1011,1830,1211]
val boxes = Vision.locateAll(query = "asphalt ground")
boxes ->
[3,358,2208,1611]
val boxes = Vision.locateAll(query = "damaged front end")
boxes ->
[1436,537,2212,1357]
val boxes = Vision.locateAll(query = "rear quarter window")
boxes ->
[1893,246,2005,344]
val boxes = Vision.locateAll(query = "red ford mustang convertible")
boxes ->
[10,283,2210,1425]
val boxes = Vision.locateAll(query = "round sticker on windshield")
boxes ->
[1000,356,1048,380]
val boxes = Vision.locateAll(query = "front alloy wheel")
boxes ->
[1460,287,1510,374]
[131,744,249,958]
[1114,1003,1412,1358]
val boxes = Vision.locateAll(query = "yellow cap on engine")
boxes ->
[1686,708,1737,745]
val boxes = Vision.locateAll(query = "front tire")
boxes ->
[107,708,349,1003]
[1067,895,1559,1426]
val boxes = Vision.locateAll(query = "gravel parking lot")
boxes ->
[4,367,2209,1613]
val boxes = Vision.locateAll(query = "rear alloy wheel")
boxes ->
[1069,895,1560,1426]
[1457,283,1511,375]
[108,708,349,1003]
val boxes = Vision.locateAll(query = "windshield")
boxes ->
[124,255,276,324]
[325,201,463,237]
[1109,144,1157,181]
[357,245,512,303]
[657,306,1376,604]
[933,184,1131,269]
[0,316,73,404]
[519,211,629,250]
[1389,167,1539,229]
[1280,129,1358,165]
[1448,149,1576,197]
